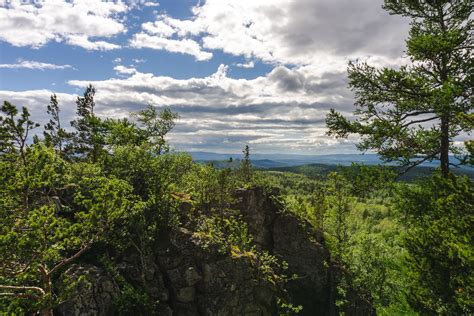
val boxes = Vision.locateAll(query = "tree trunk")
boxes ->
[440,115,450,178]
[39,268,54,316]
[40,275,53,316]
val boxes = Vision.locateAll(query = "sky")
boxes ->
[0,0,411,154]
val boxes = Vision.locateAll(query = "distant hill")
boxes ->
[196,158,288,169]
[191,151,474,181]
[188,151,385,166]
[188,151,467,169]
[266,163,474,181]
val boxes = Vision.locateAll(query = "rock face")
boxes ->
[56,264,120,316]
[156,227,275,315]
[57,227,274,316]
[235,187,336,315]
[57,187,372,316]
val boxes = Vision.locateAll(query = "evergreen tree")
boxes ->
[135,105,179,154]
[241,145,252,183]
[43,94,72,156]
[325,172,352,259]
[0,102,39,209]
[0,101,39,164]
[70,85,104,162]
[397,174,473,314]
[326,0,473,177]
[0,146,140,315]
[310,184,327,231]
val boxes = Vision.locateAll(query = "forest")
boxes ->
[0,0,473,315]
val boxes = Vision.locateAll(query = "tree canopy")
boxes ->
[0,87,181,315]
[326,0,473,177]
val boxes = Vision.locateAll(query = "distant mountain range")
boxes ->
[186,151,473,180]
[187,151,466,169]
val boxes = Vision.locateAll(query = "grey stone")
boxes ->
[176,286,196,303]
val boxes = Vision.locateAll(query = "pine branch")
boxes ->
[401,116,439,128]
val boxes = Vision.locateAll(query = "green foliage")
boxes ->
[323,3,473,310]
[326,0,473,175]
[113,283,158,316]
[268,168,414,314]
[0,144,142,313]
[102,118,147,147]
[183,163,240,215]
[1,80,470,316]
[0,101,39,162]
[134,105,179,154]
[70,85,105,162]
[184,163,220,212]
[240,145,253,183]
[461,138,474,165]
[194,215,253,254]
[397,174,474,314]
[339,164,396,199]
[324,172,353,259]
[0,87,182,314]
[43,94,73,156]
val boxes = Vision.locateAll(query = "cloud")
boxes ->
[0,0,127,49]
[141,20,176,37]
[0,59,74,70]
[0,62,360,153]
[129,33,212,61]
[0,90,77,128]
[66,35,120,51]
[235,61,255,68]
[114,65,138,75]
[143,2,160,8]
[129,13,213,61]
[63,64,355,153]
[135,0,409,70]
[0,0,414,154]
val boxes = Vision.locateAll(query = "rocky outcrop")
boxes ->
[57,227,274,316]
[56,264,120,316]
[235,188,335,315]
[235,187,373,316]
[156,227,275,315]
[57,187,372,315]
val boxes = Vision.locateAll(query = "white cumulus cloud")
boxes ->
[114,65,138,75]
[130,33,212,61]
[132,0,409,70]
[0,0,127,50]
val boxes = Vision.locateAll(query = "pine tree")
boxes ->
[241,145,252,183]
[398,174,473,314]
[0,101,39,165]
[326,0,473,177]
[70,85,104,162]
[135,105,179,154]
[43,94,72,156]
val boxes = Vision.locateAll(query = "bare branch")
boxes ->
[0,292,40,300]
[397,152,439,178]
[48,244,91,276]
[0,285,45,295]
[400,111,437,121]
[402,116,439,128]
